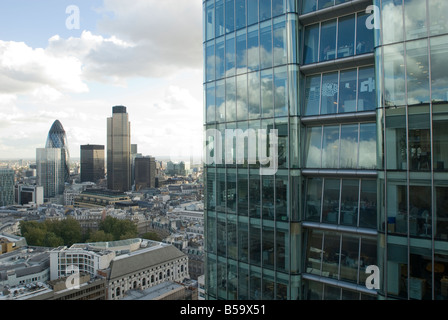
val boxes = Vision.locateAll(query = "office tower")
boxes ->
[36,148,65,199]
[0,169,14,207]
[130,144,140,188]
[107,106,131,192]
[80,145,105,183]
[376,0,448,300]
[46,120,70,183]
[134,156,156,191]
[203,0,448,301]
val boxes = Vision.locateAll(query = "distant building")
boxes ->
[134,156,156,191]
[73,188,131,208]
[80,145,105,183]
[0,169,14,207]
[49,238,189,300]
[15,185,44,206]
[45,120,70,183]
[122,280,197,300]
[36,148,65,200]
[0,245,50,289]
[27,273,107,300]
[107,106,131,192]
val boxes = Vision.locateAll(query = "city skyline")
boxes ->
[0,0,204,161]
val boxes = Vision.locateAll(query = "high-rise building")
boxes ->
[107,106,131,192]
[46,120,70,183]
[80,145,105,183]
[36,148,65,199]
[134,156,156,191]
[375,0,448,300]
[0,169,14,207]
[202,0,448,300]
[36,120,70,200]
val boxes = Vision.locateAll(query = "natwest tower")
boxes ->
[107,106,131,192]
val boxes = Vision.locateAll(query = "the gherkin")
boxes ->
[46,120,70,183]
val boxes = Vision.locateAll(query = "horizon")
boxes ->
[0,1,204,161]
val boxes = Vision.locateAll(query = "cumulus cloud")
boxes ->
[0,0,204,159]
[0,40,88,95]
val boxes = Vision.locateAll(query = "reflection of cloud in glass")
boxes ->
[382,2,403,44]
[403,0,427,39]
[359,139,377,169]
[305,135,377,169]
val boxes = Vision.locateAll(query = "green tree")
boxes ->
[59,218,83,246]
[141,232,162,242]
[44,232,64,247]
[87,230,114,243]
[98,217,138,241]
[23,227,47,246]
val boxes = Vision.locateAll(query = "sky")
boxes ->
[0,0,204,162]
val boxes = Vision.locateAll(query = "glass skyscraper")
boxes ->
[36,147,65,199]
[46,120,70,183]
[107,106,131,192]
[81,144,105,183]
[36,120,70,200]
[203,0,448,300]
[0,168,14,207]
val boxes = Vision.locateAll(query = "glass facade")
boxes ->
[36,148,65,199]
[376,0,448,300]
[45,120,70,183]
[0,169,14,207]
[107,106,131,192]
[204,0,447,301]
[81,145,105,184]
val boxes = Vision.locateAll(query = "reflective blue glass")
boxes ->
[339,69,357,113]
[320,72,338,115]
[206,41,215,81]
[216,37,225,79]
[247,25,260,71]
[226,0,235,33]
[260,0,272,21]
[302,0,317,14]
[430,35,448,103]
[406,39,430,105]
[226,33,236,76]
[216,0,225,37]
[320,20,337,62]
[304,74,321,116]
[247,0,259,25]
[260,21,273,69]
[261,69,274,117]
[273,17,287,66]
[274,66,288,117]
[358,66,376,111]
[356,12,374,54]
[237,30,247,73]
[236,0,246,30]
[303,23,319,64]
[337,14,355,59]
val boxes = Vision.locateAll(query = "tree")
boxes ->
[87,230,114,243]
[98,217,138,241]
[141,232,162,242]
[44,232,64,247]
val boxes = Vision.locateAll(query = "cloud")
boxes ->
[97,0,202,60]
[0,1,204,160]
[0,40,88,95]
